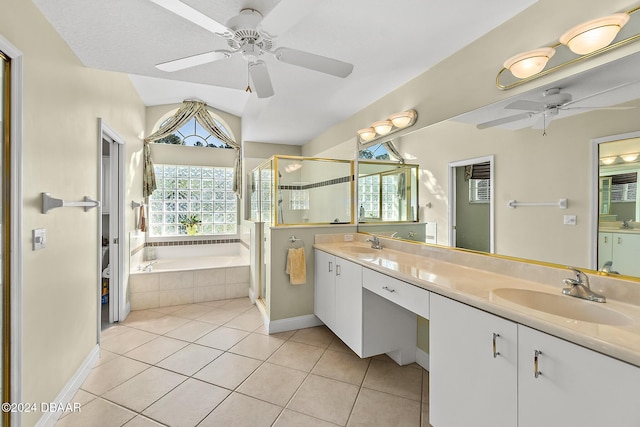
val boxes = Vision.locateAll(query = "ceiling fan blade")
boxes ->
[505,100,544,111]
[477,112,535,129]
[156,50,231,72]
[257,0,320,39]
[149,0,231,36]
[274,47,353,78]
[562,106,635,111]
[531,115,551,130]
[249,61,274,98]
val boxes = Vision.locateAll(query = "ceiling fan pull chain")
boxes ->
[245,64,252,93]
[542,114,547,136]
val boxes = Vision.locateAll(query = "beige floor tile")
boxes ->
[290,326,335,348]
[347,387,421,427]
[237,362,307,406]
[268,340,325,372]
[124,336,188,364]
[101,324,129,341]
[273,409,341,427]
[194,352,262,390]
[157,343,223,376]
[422,370,429,404]
[198,392,282,427]
[121,309,166,326]
[229,332,286,360]
[81,356,150,395]
[362,360,423,402]
[197,299,231,309]
[224,309,264,331]
[123,415,165,426]
[287,374,359,426]
[59,389,97,419]
[143,378,230,427]
[170,303,217,319]
[328,337,357,354]
[149,304,190,314]
[129,314,192,335]
[422,402,432,427]
[164,319,218,342]
[196,308,242,325]
[196,326,250,350]
[55,398,136,427]
[95,349,119,367]
[312,349,370,385]
[100,328,158,354]
[221,297,254,311]
[102,366,187,412]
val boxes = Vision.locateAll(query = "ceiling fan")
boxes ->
[477,87,634,133]
[149,0,354,98]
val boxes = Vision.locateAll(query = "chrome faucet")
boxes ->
[621,219,633,229]
[599,261,619,275]
[366,235,383,250]
[139,261,157,272]
[562,267,606,303]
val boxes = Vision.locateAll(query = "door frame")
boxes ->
[448,155,495,253]
[98,119,127,333]
[0,33,23,425]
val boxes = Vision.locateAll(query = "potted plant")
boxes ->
[180,214,201,235]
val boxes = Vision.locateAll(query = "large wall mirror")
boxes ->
[356,50,640,281]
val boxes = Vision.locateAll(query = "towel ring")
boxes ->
[289,235,304,247]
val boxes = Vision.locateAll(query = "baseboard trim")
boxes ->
[35,344,100,427]
[416,347,430,371]
[268,314,323,334]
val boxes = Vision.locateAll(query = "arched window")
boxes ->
[155,116,234,148]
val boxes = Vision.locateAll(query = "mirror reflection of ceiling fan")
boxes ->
[149,0,354,98]
[477,87,635,134]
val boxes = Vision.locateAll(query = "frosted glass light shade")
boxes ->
[600,156,618,165]
[372,120,393,135]
[389,110,416,128]
[504,47,556,79]
[358,127,377,142]
[560,13,629,55]
[621,152,639,162]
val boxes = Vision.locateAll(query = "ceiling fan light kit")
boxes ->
[357,110,417,144]
[497,6,639,89]
[150,3,354,98]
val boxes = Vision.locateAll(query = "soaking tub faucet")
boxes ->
[139,261,157,272]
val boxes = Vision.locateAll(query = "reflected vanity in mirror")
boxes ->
[356,50,640,281]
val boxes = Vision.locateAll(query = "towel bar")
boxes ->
[508,199,567,209]
[42,192,100,214]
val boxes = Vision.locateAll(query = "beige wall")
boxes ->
[2,1,146,425]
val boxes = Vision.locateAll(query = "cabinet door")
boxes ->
[597,232,613,270]
[430,294,517,427]
[334,257,363,355]
[612,233,640,277]
[314,250,336,330]
[518,325,640,427]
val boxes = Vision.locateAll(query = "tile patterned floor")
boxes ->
[56,298,431,427]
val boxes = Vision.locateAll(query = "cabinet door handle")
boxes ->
[336,264,341,276]
[533,350,542,378]
[328,261,333,273]
[382,286,396,293]
[604,236,608,243]
[492,333,500,358]
[618,237,623,244]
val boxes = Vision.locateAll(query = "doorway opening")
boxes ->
[98,119,127,332]
[448,156,494,253]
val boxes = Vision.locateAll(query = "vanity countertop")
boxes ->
[314,240,640,368]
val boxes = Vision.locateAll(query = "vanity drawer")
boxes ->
[363,268,429,318]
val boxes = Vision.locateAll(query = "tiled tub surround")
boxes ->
[130,243,250,310]
[314,233,640,367]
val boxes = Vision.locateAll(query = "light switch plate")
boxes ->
[33,228,46,250]
[563,215,577,226]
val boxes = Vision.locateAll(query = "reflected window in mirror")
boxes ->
[359,142,401,161]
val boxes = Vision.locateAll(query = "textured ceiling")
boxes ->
[33,0,539,144]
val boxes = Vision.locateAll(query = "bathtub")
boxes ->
[129,243,250,310]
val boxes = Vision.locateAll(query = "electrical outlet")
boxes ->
[563,215,577,226]
[344,234,354,242]
[33,228,46,250]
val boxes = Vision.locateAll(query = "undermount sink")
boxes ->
[491,288,632,326]
[339,245,380,260]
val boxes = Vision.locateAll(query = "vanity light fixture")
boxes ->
[503,47,556,79]
[560,13,630,55]
[621,152,640,162]
[357,109,418,144]
[600,156,618,165]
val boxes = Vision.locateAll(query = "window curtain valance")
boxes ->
[143,100,242,198]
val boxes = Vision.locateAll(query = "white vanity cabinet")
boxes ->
[598,231,640,276]
[430,293,517,427]
[314,249,418,363]
[518,325,640,427]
